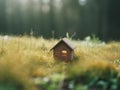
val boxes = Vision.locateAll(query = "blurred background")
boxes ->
[0,0,120,40]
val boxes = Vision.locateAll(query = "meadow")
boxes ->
[0,35,120,90]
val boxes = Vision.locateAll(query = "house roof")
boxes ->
[50,38,76,50]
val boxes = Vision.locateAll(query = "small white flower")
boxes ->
[85,36,91,41]
[43,77,49,82]
[4,35,9,40]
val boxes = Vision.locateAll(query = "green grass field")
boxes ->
[0,35,120,90]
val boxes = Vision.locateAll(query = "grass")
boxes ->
[0,35,120,90]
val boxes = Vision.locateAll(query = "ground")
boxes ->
[0,35,120,90]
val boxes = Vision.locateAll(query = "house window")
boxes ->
[61,50,67,56]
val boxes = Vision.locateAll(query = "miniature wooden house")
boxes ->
[50,38,75,62]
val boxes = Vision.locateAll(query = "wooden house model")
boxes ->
[50,38,76,62]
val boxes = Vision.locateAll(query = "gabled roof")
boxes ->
[50,38,76,50]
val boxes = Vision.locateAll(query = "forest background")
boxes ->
[0,0,120,40]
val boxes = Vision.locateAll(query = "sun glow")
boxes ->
[42,0,50,3]
[20,0,28,4]
[79,0,87,6]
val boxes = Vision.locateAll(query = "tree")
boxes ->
[0,0,6,34]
